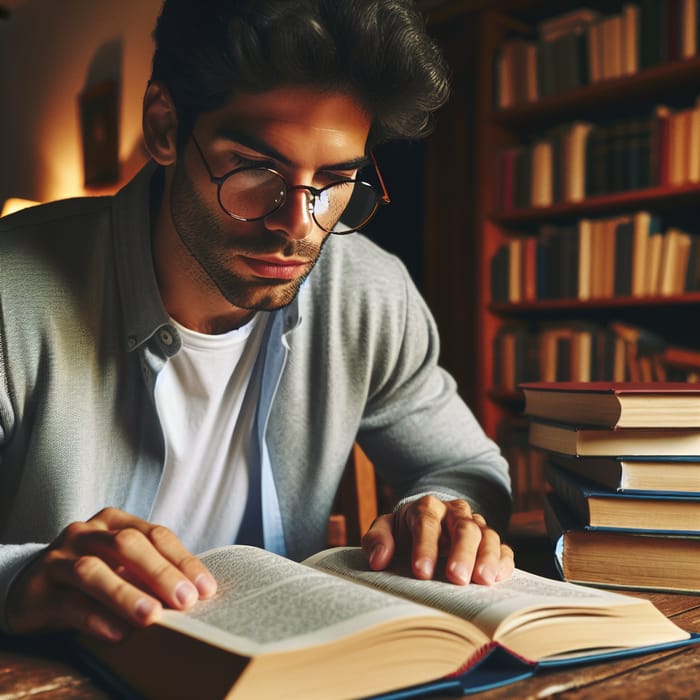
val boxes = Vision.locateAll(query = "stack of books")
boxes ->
[520,381,700,593]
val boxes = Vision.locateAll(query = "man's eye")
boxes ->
[319,171,357,186]
[229,154,273,170]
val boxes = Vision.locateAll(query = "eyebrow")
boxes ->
[215,127,371,171]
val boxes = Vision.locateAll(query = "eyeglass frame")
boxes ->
[190,133,391,234]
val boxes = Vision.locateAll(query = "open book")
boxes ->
[82,545,697,700]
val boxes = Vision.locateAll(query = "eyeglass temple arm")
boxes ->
[370,150,391,205]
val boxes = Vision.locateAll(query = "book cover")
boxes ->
[529,419,700,457]
[630,211,655,297]
[587,20,603,82]
[658,228,692,296]
[536,37,557,99]
[639,0,663,67]
[565,122,592,202]
[547,452,700,494]
[614,218,634,297]
[544,461,700,533]
[520,381,700,428]
[685,233,700,291]
[651,105,671,186]
[667,0,682,61]
[521,236,538,302]
[681,0,697,58]
[544,491,700,593]
[622,3,641,75]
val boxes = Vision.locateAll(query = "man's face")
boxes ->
[166,86,372,314]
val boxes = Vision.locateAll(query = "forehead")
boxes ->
[196,86,372,166]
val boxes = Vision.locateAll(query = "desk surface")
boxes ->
[1,510,699,699]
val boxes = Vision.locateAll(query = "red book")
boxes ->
[521,236,539,302]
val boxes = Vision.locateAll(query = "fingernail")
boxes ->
[195,573,217,597]
[135,597,158,622]
[478,565,497,585]
[104,622,126,641]
[369,544,386,569]
[90,615,126,641]
[414,557,434,579]
[448,561,470,584]
[175,580,198,607]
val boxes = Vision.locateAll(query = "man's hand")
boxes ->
[7,508,217,641]
[361,496,514,585]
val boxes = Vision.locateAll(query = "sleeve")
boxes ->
[356,255,512,535]
[0,544,46,633]
[0,278,47,633]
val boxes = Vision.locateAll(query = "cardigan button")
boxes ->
[159,327,175,346]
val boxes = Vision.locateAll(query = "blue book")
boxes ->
[546,451,700,495]
[544,490,700,594]
[545,460,700,533]
[73,545,700,699]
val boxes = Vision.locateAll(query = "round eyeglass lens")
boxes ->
[219,168,286,221]
[323,180,379,234]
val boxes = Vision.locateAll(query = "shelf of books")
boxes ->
[474,1,700,513]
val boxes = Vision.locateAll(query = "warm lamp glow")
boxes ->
[1,198,40,217]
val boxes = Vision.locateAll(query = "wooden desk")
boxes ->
[1,511,699,699]
[467,511,700,700]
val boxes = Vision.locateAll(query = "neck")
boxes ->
[150,175,255,335]
[170,308,257,335]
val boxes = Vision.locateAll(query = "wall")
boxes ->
[0,0,163,205]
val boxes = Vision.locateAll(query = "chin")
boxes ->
[223,280,304,312]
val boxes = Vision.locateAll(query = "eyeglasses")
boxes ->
[191,135,390,234]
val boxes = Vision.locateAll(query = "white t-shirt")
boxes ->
[150,314,267,554]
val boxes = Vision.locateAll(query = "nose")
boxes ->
[264,187,315,240]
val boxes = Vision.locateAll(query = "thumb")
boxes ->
[361,514,396,571]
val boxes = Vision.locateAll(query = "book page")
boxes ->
[303,547,658,639]
[157,545,470,657]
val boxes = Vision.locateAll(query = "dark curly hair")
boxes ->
[150,0,450,148]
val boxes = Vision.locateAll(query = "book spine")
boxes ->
[544,462,593,526]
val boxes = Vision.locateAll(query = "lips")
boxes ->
[240,255,312,280]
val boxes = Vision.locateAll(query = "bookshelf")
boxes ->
[418,1,700,511]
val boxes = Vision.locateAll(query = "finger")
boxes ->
[81,607,133,642]
[56,588,133,642]
[84,511,217,600]
[9,575,131,642]
[8,512,216,639]
[495,543,516,582]
[361,514,395,570]
[146,524,217,598]
[469,526,503,585]
[443,503,484,584]
[73,527,202,610]
[48,553,164,627]
[88,506,157,532]
[403,496,447,580]
[8,550,148,640]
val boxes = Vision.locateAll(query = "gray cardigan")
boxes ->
[0,164,511,628]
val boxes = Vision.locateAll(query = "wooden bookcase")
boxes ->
[418,1,700,510]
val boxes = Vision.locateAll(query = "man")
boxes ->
[0,0,513,643]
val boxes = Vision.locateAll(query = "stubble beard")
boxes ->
[169,161,327,311]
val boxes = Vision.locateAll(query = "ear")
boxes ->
[142,81,178,165]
